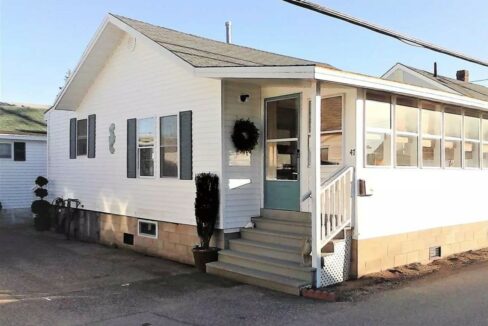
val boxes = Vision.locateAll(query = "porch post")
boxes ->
[310,80,322,287]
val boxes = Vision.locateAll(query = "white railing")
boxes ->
[318,166,354,249]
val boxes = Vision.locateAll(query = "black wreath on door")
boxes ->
[231,119,259,154]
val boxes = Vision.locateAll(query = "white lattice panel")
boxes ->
[319,231,351,287]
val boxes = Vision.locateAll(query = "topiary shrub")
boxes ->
[194,173,220,249]
[32,176,50,231]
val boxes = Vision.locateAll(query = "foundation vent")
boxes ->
[123,233,134,245]
[429,246,441,259]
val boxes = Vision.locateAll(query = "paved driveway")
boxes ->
[1,212,488,326]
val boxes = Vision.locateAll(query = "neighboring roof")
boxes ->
[386,63,488,102]
[0,102,47,135]
[112,14,335,69]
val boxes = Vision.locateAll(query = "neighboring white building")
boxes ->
[46,14,488,295]
[0,103,47,212]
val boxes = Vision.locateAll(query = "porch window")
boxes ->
[395,96,418,167]
[444,107,462,168]
[482,115,488,168]
[464,110,480,168]
[160,115,178,177]
[137,117,155,177]
[76,119,88,156]
[365,92,391,166]
[421,101,441,167]
[320,96,343,165]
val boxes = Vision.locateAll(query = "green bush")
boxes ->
[194,173,219,249]
[32,176,50,231]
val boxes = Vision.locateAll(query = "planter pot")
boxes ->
[192,247,220,272]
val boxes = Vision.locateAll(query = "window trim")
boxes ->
[76,119,88,157]
[0,141,13,160]
[137,117,157,178]
[137,219,158,239]
[159,114,179,178]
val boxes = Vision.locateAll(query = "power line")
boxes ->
[282,0,488,68]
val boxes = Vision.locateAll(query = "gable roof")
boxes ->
[385,63,488,102]
[112,15,334,69]
[0,103,47,136]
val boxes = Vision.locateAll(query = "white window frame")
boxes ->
[137,219,158,239]
[463,112,482,170]
[137,117,157,178]
[76,118,88,157]
[393,95,419,168]
[0,141,13,160]
[364,92,393,168]
[160,114,179,178]
[319,94,345,166]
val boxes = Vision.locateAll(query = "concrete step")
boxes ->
[260,209,311,223]
[241,228,306,249]
[218,250,314,282]
[252,217,311,236]
[206,261,309,296]
[229,238,303,263]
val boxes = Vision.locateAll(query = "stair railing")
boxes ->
[318,166,355,250]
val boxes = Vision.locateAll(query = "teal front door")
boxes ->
[264,94,300,211]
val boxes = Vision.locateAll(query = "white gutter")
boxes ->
[0,134,47,141]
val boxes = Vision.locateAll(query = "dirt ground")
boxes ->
[328,248,488,302]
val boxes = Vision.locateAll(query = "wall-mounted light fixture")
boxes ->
[239,94,250,103]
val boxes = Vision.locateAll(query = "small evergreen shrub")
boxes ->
[32,176,50,231]
[194,173,220,249]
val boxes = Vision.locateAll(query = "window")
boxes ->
[138,219,158,238]
[365,92,391,166]
[482,115,488,168]
[444,107,462,168]
[137,118,155,177]
[421,101,442,167]
[464,110,480,168]
[395,97,418,167]
[160,115,178,177]
[0,143,12,159]
[76,119,88,156]
[320,96,343,165]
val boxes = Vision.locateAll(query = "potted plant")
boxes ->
[192,172,220,272]
[31,176,51,231]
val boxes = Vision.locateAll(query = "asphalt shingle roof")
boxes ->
[112,14,335,69]
[0,103,47,136]
[401,64,488,102]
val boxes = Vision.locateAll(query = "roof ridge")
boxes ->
[110,13,330,68]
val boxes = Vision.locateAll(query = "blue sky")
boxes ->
[1,0,487,105]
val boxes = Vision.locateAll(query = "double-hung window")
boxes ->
[160,115,178,177]
[395,97,418,167]
[421,101,442,167]
[320,96,343,165]
[0,143,12,159]
[365,92,392,166]
[482,114,488,168]
[444,107,462,168]
[77,119,88,156]
[137,118,156,177]
[464,110,481,168]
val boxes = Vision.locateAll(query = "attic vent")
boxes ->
[429,246,441,260]
[127,36,136,52]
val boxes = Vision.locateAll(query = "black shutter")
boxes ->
[13,142,26,161]
[70,118,77,159]
[179,110,192,180]
[88,114,96,158]
[127,118,137,178]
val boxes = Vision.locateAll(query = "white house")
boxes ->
[47,14,488,295]
[0,103,47,214]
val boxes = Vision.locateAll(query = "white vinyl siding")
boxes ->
[46,33,221,226]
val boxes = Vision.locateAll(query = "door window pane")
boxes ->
[366,133,391,166]
[422,138,441,167]
[320,133,342,165]
[139,148,154,176]
[365,94,391,130]
[266,141,298,180]
[321,96,342,132]
[266,99,298,139]
[0,143,12,158]
[465,141,480,168]
[396,135,418,166]
[445,140,462,168]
